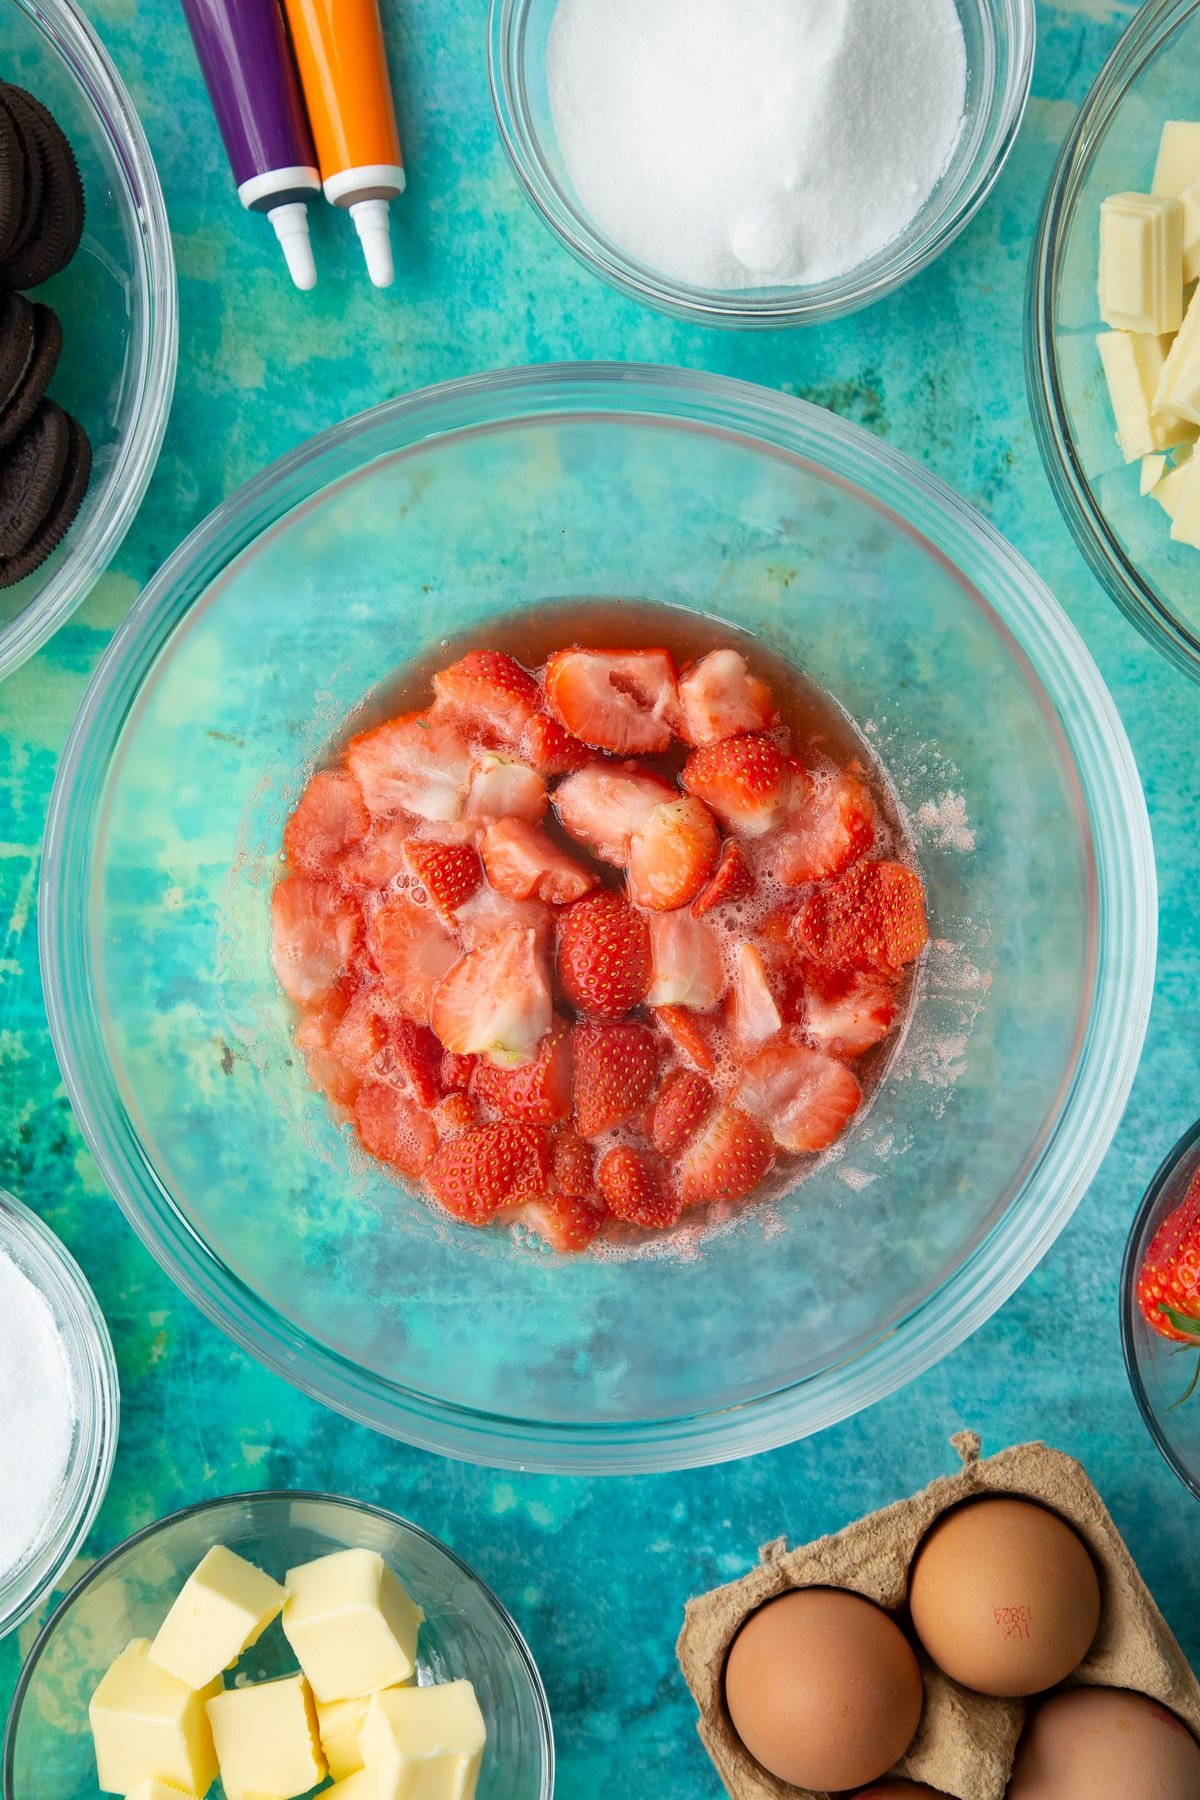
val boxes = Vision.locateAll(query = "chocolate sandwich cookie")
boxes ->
[0,95,24,261]
[0,411,90,588]
[0,398,69,559]
[0,303,61,449]
[0,291,35,410]
[0,84,84,289]
[0,85,45,262]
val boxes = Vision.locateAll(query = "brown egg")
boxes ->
[1008,1686,1200,1797]
[907,1497,1100,1697]
[723,1587,924,1791]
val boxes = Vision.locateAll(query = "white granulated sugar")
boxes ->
[547,0,968,289]
[0,1250,76,1585]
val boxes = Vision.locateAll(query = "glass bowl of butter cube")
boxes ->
[1029,0,1200,682]
[1,1490,554,1800]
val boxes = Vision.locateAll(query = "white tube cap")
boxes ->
[351,197,395,288]
[269,201,317,292]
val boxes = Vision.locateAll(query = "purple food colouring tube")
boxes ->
[182,0,321,290]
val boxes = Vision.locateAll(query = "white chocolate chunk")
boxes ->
[361,1682,487,1800]
[1181,181,1200,284]
[1097,330,1195,459]
[149,1546,287,1690]
[1154,284,1200,425]
[1153,121,1200,200]
[282,1548,423,1704]
[1170,453,1200,546]
[89,1639,220,1798]
[1099,193,1184,334]
[1141,454,1168,494]
[205,1673,325,1800]
[1151,458,1193,519]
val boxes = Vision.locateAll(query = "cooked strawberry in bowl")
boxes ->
[42,366,1154,1471]
[272,629,929,1248]
[1122,1120,1200,1503]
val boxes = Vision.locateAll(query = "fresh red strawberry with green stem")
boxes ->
[1137,1166,1200,1404]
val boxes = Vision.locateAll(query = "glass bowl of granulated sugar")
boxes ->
[489,0,1035,326]
[0,1191,118,1638]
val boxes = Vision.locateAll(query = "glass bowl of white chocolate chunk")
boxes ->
[1030,0,1200,682]
[1,1491,554,1800]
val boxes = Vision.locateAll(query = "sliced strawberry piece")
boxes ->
[430,923,553,1066]
[678,1106,774,1208]
[545,647,680,755]
[271,875,362,1006]
[472,1017,572,1122]
[382,1018,443,1107]
[648,1069,716,1157]
[692,840,755,916]
[555,763,675,865]
[463,752,548,826]
[548,1125,595,1198]
[796,860,929,974]
[347,711,472,822]
[354,1082,438,1178]
[284,770,370,875]
[646,911,725,1011]
[728,942,784,1053]
[521,711,592,775]
[337,817,413,892]
[521,1190,607,1253]
[439,1051,476,1092]
[434,1091,479,1138]
[652,1005,718,1075]
[681,734,794,836]
[573,1020,660,1137]
[627,797,721,912]
[677,649,775,747]
[404,839,482,925]
[302,1048,362,1110]
[739,1040,863,1153]
[432,650,541,746]
[366,894,459,1024]
[455,883,553,952]
[558,891,652,1019]
[771,771,876,886]
[598,1146,682,1230]
[425,1122,550,1224]
[801,965,900,1058]
[480,818,599,906]
[295,983,352,1052]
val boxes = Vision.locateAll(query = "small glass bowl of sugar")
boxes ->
[489,0,1035,327]
[0,1190,118,1638]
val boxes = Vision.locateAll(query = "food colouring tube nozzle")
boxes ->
[282,0,407,287]
[182,0,321,291]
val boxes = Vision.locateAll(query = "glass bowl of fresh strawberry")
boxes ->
[40,365,1156,1473]
[1122,1120,1200,1502]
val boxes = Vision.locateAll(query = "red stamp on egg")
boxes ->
[994,1604,1033,1639]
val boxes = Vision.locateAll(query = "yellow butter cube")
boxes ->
[1099,192,1184,335]
[1097,330,1195,459]
[318,1682,415,1779]
[328,1772,375,1799]
[361,1682,487,1800]
[124,1784,196,1800]
[205,1673,326,1800]
[149,1546,287,1690]
[282,1549,423,1703]
[89,1639,220,1798]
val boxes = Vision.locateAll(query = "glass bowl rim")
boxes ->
[486,0,1037,327]
[39,360,1158,1474]
[1026,0,1200,683]
[1,1486,556,1799]
[0,1188,119,1640]
[1120,1114,1200,1504]
[0,0,179,679]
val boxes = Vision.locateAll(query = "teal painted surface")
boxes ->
[2,0,1199,1791]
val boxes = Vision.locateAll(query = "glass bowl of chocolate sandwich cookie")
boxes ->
[0,0,176,677]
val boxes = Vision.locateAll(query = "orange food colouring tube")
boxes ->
[281,0,405,287]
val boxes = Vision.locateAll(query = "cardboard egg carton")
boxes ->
[677,1433,1200,1800]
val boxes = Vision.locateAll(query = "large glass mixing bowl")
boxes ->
[40,365,1156,1473]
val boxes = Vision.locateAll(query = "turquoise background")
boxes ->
[3,0,1200,1792]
